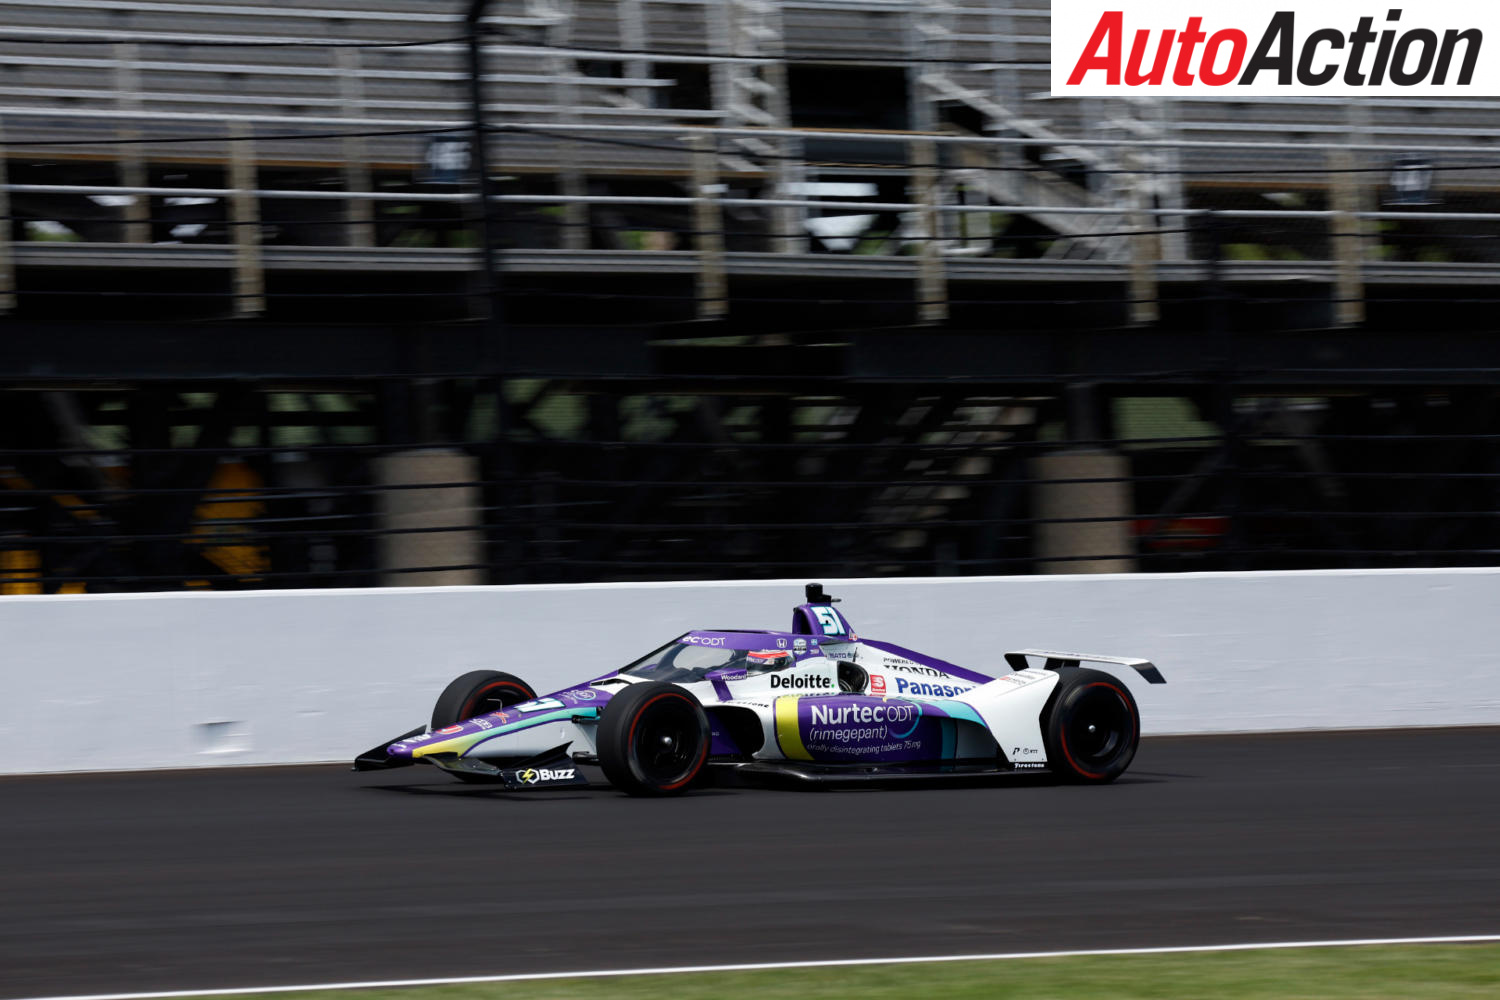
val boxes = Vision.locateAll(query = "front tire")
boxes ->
[430,670,536,784]
[597,682,710,796]
[1043,668,1140,783]
[431,670,536,730]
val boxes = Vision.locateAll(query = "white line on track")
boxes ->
[18,935,1500,1000]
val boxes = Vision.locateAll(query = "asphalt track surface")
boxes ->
[3,728,1499,999]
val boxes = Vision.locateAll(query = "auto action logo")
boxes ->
[1052,3,1493,95]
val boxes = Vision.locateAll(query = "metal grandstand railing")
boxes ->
[5,2,1500,591]
[9,123,1500,325]
[2,0,1500,328]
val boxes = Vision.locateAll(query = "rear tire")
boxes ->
[597,682,710,796]
[1043,668,1140,783]
[430,670,536,784]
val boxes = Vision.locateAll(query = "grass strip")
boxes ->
[221,943,1500,1000]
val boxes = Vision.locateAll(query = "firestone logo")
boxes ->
[1053,4,1493,96]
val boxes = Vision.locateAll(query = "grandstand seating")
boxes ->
[2,0,1498,287]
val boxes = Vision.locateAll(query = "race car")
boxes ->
[354,583,1164,795]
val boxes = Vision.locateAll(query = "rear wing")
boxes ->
[1003,649,1165,685]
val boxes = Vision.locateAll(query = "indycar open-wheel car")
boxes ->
[354,583,1164,795]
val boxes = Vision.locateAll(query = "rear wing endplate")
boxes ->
[1003,649,1165,684]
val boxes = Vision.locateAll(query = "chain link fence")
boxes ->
[3,386,1497,592]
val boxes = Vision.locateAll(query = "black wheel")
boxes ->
[430,670,536,783]
[1043,668,1140,783]
[596,682,710,796]
[431,670,536,729]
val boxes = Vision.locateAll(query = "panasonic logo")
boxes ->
[894,677,972,698]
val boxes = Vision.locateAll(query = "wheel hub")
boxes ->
[1067,687,1131,766]
[633,700,700,783]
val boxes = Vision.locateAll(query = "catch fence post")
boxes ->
[114,42,151,244]
[1328,147,1365,327]
[690,134,728,319]
[0,117,13,313]
[911,139,948,325]
[337,47,376,248]
[467,0,504,338]
[228,122,265,317]
[1126,148,1159,326]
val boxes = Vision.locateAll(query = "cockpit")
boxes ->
[619,630,868,694]
[620,636,798,685]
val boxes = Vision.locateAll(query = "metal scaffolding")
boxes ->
[3,0,1500,322]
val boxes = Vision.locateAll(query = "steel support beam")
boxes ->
[690,134,727,320]
[1328,148,1366,328]
[0,117,13,314]
[911,139,947,325]
[336,47,376,248]
[228,122,265,317]
[467,0,504,344]
[114,42,151,245]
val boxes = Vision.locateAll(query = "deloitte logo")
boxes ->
[769,673,833,691]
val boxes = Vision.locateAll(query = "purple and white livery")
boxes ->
[353,583,1165,795]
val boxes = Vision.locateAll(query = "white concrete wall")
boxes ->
[2,569,1497,773]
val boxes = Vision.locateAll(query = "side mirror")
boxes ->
[805,581,840,604]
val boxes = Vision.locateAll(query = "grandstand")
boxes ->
[2,1,1499,591]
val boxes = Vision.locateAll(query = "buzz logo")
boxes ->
[517,767,576,784]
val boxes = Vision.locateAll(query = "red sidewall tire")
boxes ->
[1043,668,1140,784]
[431,670,536,730]
[429,670,538,784]
[598,682,710,796]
